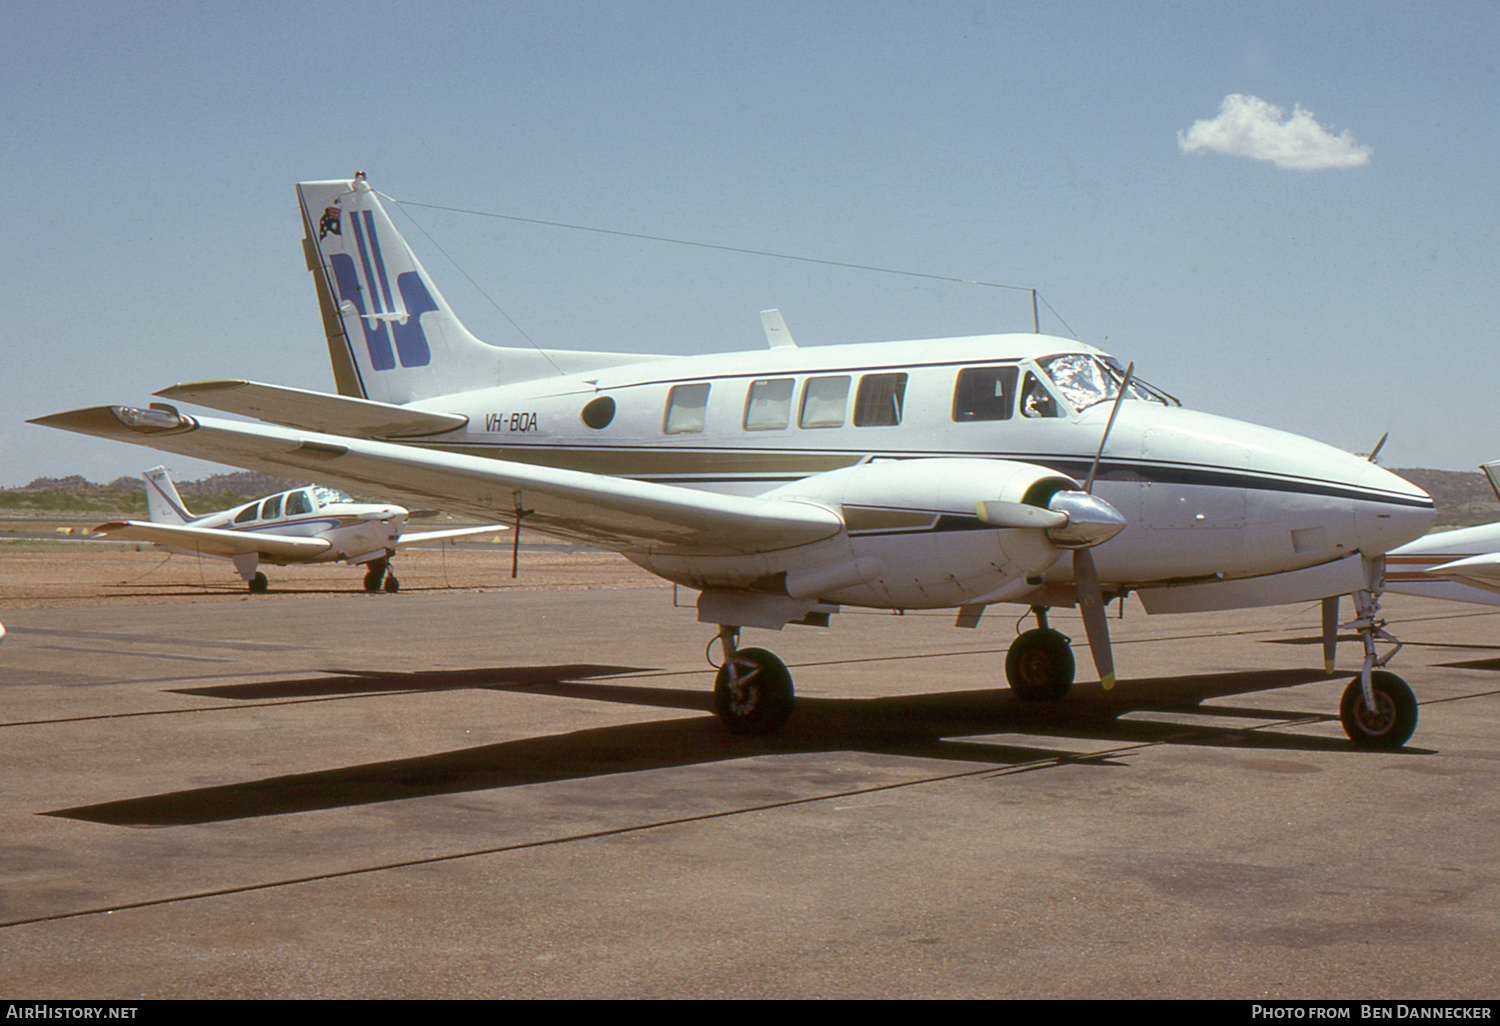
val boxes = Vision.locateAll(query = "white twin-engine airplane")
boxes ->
[33,173,1437,747]
[94,465,499,593]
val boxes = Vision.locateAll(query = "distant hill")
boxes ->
[1,471,302,517]
[1390,468,1499,528]
[4,467,1494,528]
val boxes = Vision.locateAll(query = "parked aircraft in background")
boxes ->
[1384,461,1500,607]
[34,173,1436,746]
[92,466,500,593]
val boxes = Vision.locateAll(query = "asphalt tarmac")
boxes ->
[2,554,1499,999]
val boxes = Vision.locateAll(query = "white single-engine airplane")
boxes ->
[34,173,1438,746]
[93,465,500,593]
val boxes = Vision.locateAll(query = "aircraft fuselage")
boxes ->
[388,333,1432,607]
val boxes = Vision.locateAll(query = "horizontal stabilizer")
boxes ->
[154,380,467,438]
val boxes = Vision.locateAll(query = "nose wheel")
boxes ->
[1340,671,1417,749]
[363,557,399,593]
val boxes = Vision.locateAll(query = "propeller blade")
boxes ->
[1083,362,1134,494]
[1073,547,1115,690]
[976,500,1068,530]
[1321,596,1340,673]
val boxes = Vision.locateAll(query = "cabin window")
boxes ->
[260,494,283,520]
[1020,372,1061,418]
[234,504,257,524]
[743,378,794,431]
[952,366,1018,421]
[664,383,710,434]
[799,375,850,429]
[284,490,312,516]
[854,373,907,427]
[581,396,616,430]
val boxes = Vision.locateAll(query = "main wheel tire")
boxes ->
[383,574,400,593]
[713,647,795,735]
[1340,672,1418,749]
[363,569,382,592]
[1005,628,1075,701]
[248,572,269,594]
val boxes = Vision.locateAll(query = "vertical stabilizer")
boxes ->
[143,466,193,525]
[298,174,502,404]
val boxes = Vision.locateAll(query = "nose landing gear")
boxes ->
[1338,578,1417,748]
[362,556,400,593]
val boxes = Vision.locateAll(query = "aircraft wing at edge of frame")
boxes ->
[1422,552,1500,595]
[32,405,844,557]
[394,524,508,547]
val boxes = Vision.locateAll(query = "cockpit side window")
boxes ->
[284,490,312,516]
[1020,372,1061,418]
[952,366,1018,422]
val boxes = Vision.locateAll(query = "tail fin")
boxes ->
[142,466,192,525]
[298,175,664,406]
[298,174,500,404]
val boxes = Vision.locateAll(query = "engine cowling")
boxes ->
[757,457,1085,609]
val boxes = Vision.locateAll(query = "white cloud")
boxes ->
[1177,93,1371,171]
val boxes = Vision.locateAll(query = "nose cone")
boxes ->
[1353,462,1434,556]
[1115,403,1435,568]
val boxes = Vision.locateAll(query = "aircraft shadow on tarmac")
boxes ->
[46,662,1400,829]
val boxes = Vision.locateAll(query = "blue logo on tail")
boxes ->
[329,210,433,370]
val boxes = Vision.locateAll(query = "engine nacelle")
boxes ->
[636,458,1080,611]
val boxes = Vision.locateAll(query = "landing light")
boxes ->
[111,406,186,433]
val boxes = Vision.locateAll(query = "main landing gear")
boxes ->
[363,556,400,594]
[710,626,794,735]
[1004,607,1075,702]
[247,572,269,594]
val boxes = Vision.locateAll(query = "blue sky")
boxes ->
[4,0,1497,485]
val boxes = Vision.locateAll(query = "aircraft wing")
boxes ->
[35,406,843,556]
[395,525,507,547]
[93,520,332,561]
[1422,553,1500,596]
[153,380,468,438]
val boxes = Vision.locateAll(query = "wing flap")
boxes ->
[153,380,467,438]
[37,406,843,556]
[94,520,332,560]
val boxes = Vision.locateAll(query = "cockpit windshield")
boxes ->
[1036,354,1177,412]
[309,485,353,507]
